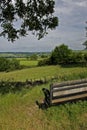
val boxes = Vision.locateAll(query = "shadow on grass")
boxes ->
[0,80,47,95]
[0,81,27,94]
[61,63,87,68]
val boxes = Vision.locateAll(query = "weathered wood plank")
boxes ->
[52,79,87,88]
[52,83,87,92]
[52,93,87,104]
[50,79,87,105]
[53,86,87,97]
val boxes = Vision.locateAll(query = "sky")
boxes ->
[0,0,87,52]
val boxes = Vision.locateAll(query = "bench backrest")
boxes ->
[50,79,87,105]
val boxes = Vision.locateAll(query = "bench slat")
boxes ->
[50,79,87,105]
[52,91,87,99]
[53,86,87,97]
[52,79,87,89]
[52,93,87,104]
[52,83,87,92]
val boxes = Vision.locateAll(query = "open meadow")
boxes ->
[0,65,87,82]
[0,57,87,130]
[17,58,38,67]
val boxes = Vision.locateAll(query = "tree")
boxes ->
[50,44,72,64]
[83,21,87,49]
[71,52,85,64]
[85,21,87,37]
[30,54,38,60]
[0,57,20,72]
[83,40,87,50]
[0,0,58,42]
[0,57,9,71]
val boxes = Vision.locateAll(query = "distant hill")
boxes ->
[0,52,50,58]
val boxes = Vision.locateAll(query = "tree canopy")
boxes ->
[0,0,58,42]
[50,44,72,64]
[83,40,87,50]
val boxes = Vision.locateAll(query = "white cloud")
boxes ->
[75,1,87,7]
[70,0,87,7]
[55,0,87,15]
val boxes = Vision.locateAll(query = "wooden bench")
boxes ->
[49,79,87,106]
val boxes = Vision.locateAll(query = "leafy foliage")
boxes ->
[30,54,38,60]
[38,58,51,66]
[0,0,58,42]
[83,40,87,50]
[50,44,72,64]
[0,57,20,71]
[38,44,87,66]
[70,52,85,64]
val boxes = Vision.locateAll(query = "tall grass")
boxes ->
[0,84,87,130]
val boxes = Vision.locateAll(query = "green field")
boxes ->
[19,59,38,67]
[0,65,87,82]
[0,60,87,130]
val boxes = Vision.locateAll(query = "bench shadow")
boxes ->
[35,100,51,110]
[36,98,87,110]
